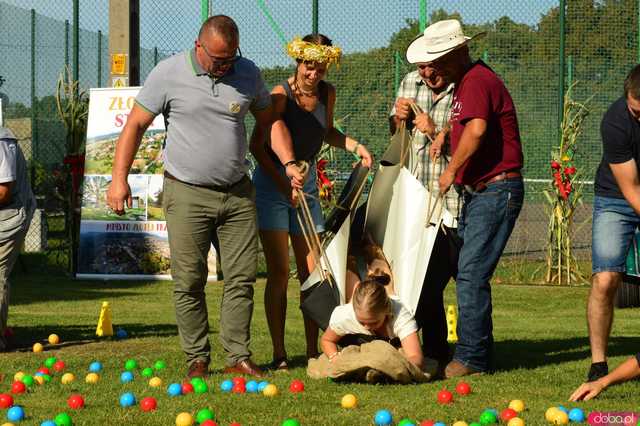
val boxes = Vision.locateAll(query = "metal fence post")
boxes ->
[153,47,158,66]
[567,54,573,93]
[394,51,401,94]
[558,0,566,142]
[30,9,37,171]
[73,0,79,82]
[65,20,69,68]
[312,0,318,35]
[97,30,102,87]
[419,0,427,31]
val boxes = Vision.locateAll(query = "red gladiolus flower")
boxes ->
[551,160,561,170]
[564,166,576,176]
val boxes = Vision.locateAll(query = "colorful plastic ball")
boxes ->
[455,381,472,395]
[227,423,240,426]
[52,361,65,373]
[196,409,215,424]
[10,382,25,394]
[193,381,208,394]
[0,394,13,409]
[500,408,518,422]
[41,375,51,383]
[551,410,569,425]
[181,383,194,394]
[33,376,44,386]
[154,360,166,371]
[263,384,278,397]
[434,423,446,426]
[1,423,14,426]
[67,395,84,410]
[568,408,585,423]
[148,377,162,388]
[141,368,154,378]
[437,389,453,404]
[54,412,72,426]
[282,420,300,426]
[231,383,245,394]
[507,418,525,426]
[200,421,218,426]
[37,367,50,375]
[374,409,393,426]
[479,409,498,425]
[469,423,482,426]
[41,421,56,426]
[139,397,157,412]
[190,377,205,386]
[232,376,246,386]
[6,406,24,422]
[85,373,99,384]
[508,400,525,413]
[48,334,60,345]
[257,381,269,392]
[115,328,128,339]
[12,373,24,382]
[167,383,182,397]
[288,379,304,393]
[44,357,56,369]
[124,360,137,371]
[33,343,44,353]
[399,419,417,426]
[120,372,134,383]
[88,362,102,373]
[20,376,34,387]
[245,380,258,393]
[175,412,194,426]
[419,421,435,426]
[119,392,136,407]
[545,408,561,422]
[452,422,468,426]
[220,380,233,392]
[556,406,569,414]
[341,394,357,409]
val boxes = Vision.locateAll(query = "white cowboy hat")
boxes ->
[406,19,486,64]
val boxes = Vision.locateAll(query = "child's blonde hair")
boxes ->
[352,279,393,318]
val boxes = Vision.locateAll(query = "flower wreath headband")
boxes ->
[286,37,342,68]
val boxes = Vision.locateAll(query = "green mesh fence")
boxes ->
[0,0,638,264]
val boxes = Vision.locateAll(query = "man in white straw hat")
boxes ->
[407,19,524,377]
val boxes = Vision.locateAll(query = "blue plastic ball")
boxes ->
[374,409,393,426]
[116,328,128,339]
[34,372,45,377]
[119,392,136,407]
[257,381,269,391]
[7,405,25,422]
[434,423,447,426]
[167,383,182,397]
[89,361,103,373]
[41,421,56,426]
[568,408,585,422]
[220,379,233,392]
[246,380,258,393]
[557,405,569,414]
[120,371,134,383]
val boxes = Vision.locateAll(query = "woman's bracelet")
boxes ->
[283,160,297,168]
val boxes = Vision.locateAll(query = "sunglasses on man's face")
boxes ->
[198,40,242,66]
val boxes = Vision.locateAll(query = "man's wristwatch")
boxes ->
[283,160,297,168]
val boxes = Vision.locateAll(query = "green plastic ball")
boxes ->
[196,408,215,423]
[479,410,498,425]
[398,419,416,426]
[55,411,73,426]
[193,381,208,394]
[154,360,167,370]
[42,374,52,383]
[45,357,57,368]
[470,423,482,426]
[190,377,205,386]
[282,420,301,426]
[21,375,35,387]
[141,367,154,377]
[124,359,137,371]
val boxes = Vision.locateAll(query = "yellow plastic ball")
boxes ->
[551,411,569,425]
[32,343,44,353]
[13,372,25,382]
[545,407,560,423]
[262,383,278,397]
[509,399,525,413]
[48,334,60,345]
[341,394,357,408]
[85,373,100,384]
[175,412,194,426]
[61,373,75,384]
[149,376,163,388]
[33,375,45,385]
[2,423,16,426]
[508,418,525,426]
[453,422,469,426]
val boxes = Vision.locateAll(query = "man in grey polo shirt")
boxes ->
[107,15,272,378]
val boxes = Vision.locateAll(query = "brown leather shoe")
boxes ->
[223,358,264,378]
[444,360,483,378]
[186,360,209,379]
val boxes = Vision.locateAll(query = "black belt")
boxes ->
[164,171,246,192]
[473,171,522,192]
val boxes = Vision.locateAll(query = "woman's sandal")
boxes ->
[269,357,289,372]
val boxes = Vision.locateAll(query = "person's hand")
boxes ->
[413,112,436,139]
[355,143,374,168]
[438,168,456,195]
[106,178,132,215]
[569,380,606,401]
[429,131,446,161]
[394,97,414,121]
[277,176,299,208]
[285,163,305,190]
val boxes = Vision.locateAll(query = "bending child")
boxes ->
[569,353,640,401]
[320,279,424,370]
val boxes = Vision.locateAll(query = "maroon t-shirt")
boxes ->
[450,61,523,185]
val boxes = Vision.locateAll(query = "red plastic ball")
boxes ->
[500,408,518,422]
[289,379,305,393]
[437,389,453,404]
[419,421,435,426]
[181,382,194,394]
[232,376,246,387]
[200,421,218,426]
[228,423,241,426]
[140,397,157,412]
[455,381,471,395]
[36,367,50,375]
[53,360,66,372]
[0,393,14,408]
[231,383,246,394]
[67,394,85,409]
[11,381,26,394]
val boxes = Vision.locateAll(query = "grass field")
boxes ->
[1,267,639,425]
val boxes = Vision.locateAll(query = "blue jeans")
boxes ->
[454,178,524,371]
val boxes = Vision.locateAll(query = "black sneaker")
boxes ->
[587,361,608,382]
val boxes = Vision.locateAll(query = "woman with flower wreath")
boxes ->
[251,34,373,370]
